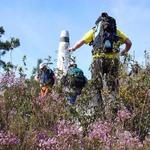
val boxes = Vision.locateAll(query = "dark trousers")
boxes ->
[66,87,82,105]
[91,57,119,93]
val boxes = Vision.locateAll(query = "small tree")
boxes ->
[0,26,20,70]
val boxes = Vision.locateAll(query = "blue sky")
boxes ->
[0,0,150,78]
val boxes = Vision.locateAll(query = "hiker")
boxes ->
[61,62,87,105]
[129,63,141,76]
[68,12,132,102]
[38,63,55,97]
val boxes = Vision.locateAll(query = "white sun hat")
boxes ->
[39,63,46,69]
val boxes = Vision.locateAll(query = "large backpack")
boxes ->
[67,67,87,88]
[39,69,55,86]
[92,13,118,53]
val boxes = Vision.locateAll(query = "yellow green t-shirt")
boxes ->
[82,28,128,48]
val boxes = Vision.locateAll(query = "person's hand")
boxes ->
[120,49,128,56]
[68,47,75,52]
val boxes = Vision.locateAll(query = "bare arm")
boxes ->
[121,38,132,56]
[68,39,85,52]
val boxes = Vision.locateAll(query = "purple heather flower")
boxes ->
[117,108,131,122]
[0,131,20,145]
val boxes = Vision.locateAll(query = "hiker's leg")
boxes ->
[112,58,119,93]
[45,86,49,95]
[40,86,47,97]
[67,95,77,105]
[106,58,119,94]
[66,87,77,105]
[91,59,103,89]
[91,58,103,104]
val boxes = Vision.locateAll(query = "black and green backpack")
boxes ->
[67,67,87,88]
[92,12,118,53]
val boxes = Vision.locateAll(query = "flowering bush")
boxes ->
[0,64,150,150]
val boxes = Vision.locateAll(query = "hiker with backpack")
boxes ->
[128,62,141,77]
[62,62,87,105]
[37,63,55,97]
[68,12,132,102]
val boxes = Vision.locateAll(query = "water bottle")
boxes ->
[104,39,111,49]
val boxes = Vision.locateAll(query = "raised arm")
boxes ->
[120,38,132,56]
[68,39,85,52]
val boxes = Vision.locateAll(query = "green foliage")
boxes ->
[0,26,5,36]
[31,58,43,79]
[0,26,20,70]
[0,54,150,149]
[119,68,150,140]
[0,37,20,51]
[3,62,14,72]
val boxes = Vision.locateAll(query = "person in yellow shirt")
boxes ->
[68,12,132,102]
